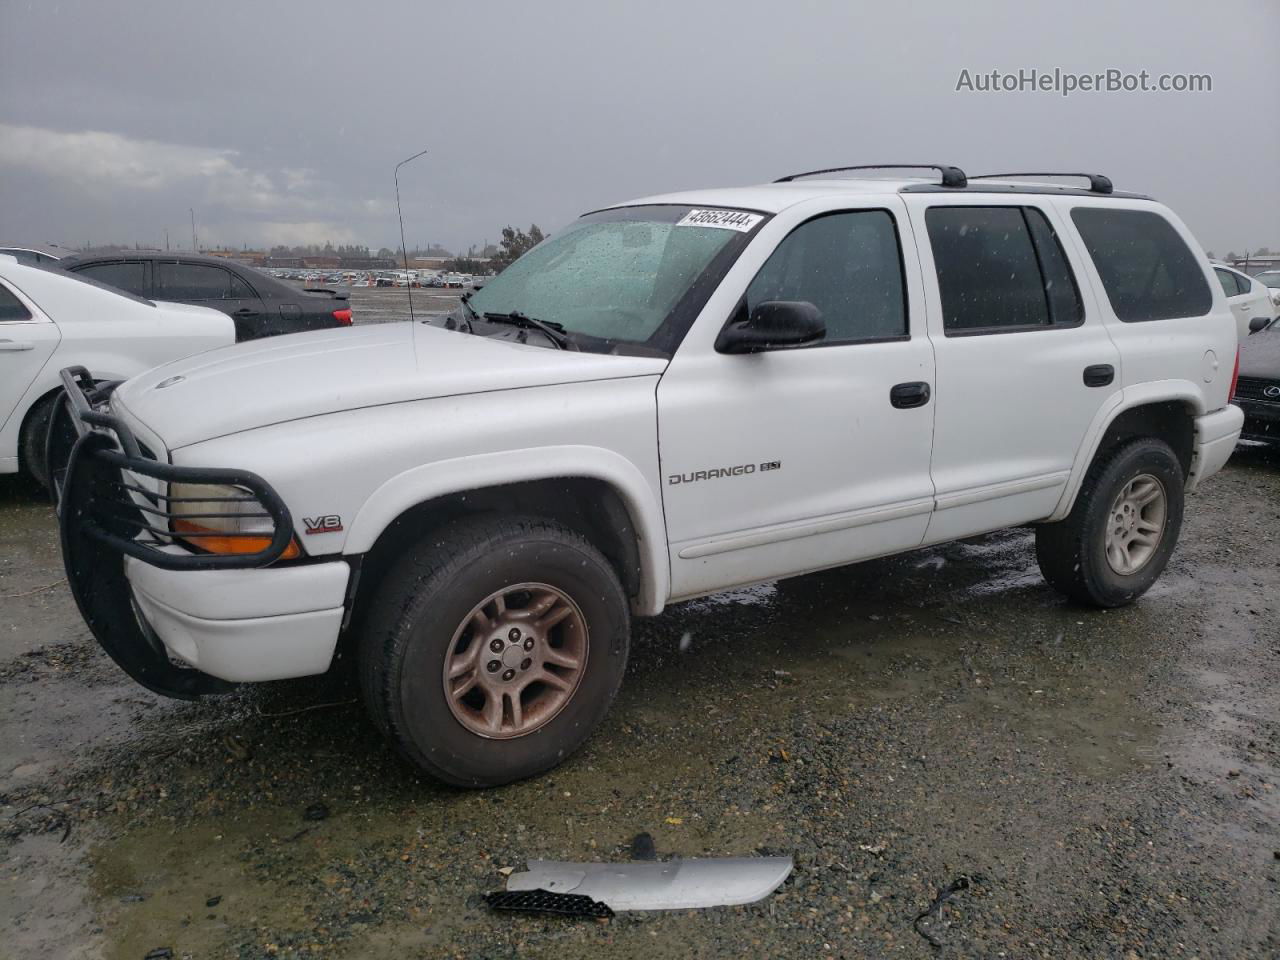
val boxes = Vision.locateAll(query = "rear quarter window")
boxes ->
[1070,207,1212,322]
[0,282,33,321]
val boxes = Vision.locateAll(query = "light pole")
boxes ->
[394,148,429,321]
[189,208,198,252]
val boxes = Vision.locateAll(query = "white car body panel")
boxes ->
[0,258,233,473]
[79,178,1242,682]
[163,375,670,615]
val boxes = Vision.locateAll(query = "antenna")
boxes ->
[394,147,429,322]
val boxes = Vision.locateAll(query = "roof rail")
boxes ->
[774,164,967,188]
[969,172,1113,195]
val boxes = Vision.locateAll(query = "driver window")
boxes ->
[745,210,907,345]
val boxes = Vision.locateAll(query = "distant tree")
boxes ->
[1204,250,1216,260]
[1256,247,1272,256]
[491,224,545,273]
[1225,251,1238,261]
[376,247,396,259]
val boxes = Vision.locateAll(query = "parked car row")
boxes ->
[267,268,480,289]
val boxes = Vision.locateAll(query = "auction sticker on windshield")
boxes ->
[676,209,764,232]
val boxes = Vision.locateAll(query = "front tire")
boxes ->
[1035,438,1184,607]
[358,515,630,787]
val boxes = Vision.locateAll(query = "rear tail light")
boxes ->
[1229,346,1240,400]
[333,308,353,325]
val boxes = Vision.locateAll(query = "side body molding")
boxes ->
[343,444,671,615]
[1048,379,1205,522]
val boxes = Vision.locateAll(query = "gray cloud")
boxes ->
[1,0,1277,254]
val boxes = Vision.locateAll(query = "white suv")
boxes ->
[54,165,1244,787]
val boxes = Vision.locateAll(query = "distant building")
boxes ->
[1231,254,1280,276]
[204,248,267,266]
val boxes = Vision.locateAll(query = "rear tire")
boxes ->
[1035,438,1184,607]
[358,514,630,787]
[19,393,58,491]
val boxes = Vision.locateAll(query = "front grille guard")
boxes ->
[54,366,295,571]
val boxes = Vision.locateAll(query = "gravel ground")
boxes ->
[1,444,1277,959]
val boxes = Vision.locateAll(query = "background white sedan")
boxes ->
[1214,265,1278,340]
[0,255,234,488]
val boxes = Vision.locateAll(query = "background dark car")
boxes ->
[57,253,352,341]
[1234,318,1280,445]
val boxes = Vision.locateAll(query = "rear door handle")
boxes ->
[1083,364,1115,387]
[233,307,260,317]
[889,381,931,409]
[0,339,34,351]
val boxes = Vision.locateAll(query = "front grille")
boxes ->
[1234,377,1280,404]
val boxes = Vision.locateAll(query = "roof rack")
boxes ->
[774,164,967,188]
[969,172,1113,195]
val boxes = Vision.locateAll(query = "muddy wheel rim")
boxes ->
[441,582,588,739]
[1104,474,1167,575]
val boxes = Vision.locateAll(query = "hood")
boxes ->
[1239,327,1280,380]
[113,321,667,449]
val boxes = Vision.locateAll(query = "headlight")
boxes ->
[169,482,300,559]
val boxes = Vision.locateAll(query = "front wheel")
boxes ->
[1035,437,1185,608]
[358,515,630,787]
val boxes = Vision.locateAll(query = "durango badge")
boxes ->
[303,515,343,535]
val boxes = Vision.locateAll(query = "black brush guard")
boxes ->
[52,367,295,698]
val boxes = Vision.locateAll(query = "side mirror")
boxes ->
[715,301,825,354]
[1248,316,1270,334]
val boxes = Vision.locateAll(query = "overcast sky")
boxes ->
[1,0,1277,255]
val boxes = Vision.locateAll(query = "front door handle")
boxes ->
[890,381,931,409]
[233,307,260,317]
[0,339,34,351]
[1083,364,1115,387]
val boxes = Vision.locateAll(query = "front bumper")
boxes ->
[53,367,348,697]
[126,550,349,682]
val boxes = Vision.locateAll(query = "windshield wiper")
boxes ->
[482,311,577,351]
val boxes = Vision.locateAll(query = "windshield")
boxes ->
[465,205,765,353]
[1255,272,1280,289]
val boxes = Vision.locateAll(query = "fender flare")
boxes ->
[1047,379,1204,522]
[344,444,670,615]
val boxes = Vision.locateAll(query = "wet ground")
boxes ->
[1,446,1277,959]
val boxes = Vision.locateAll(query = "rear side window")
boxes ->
[926,206,1083,334]
[156,262,232,300]
[1214,268,1244,298]
[229,273,256,298]
[745,209,907,344]
[0,282,33,321]
[76,261,148,297]
[1070,208,1212,322]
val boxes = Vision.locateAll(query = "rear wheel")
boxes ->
[358,515,630,787]
[1035,437,1184,607]
[19,393,59,491]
